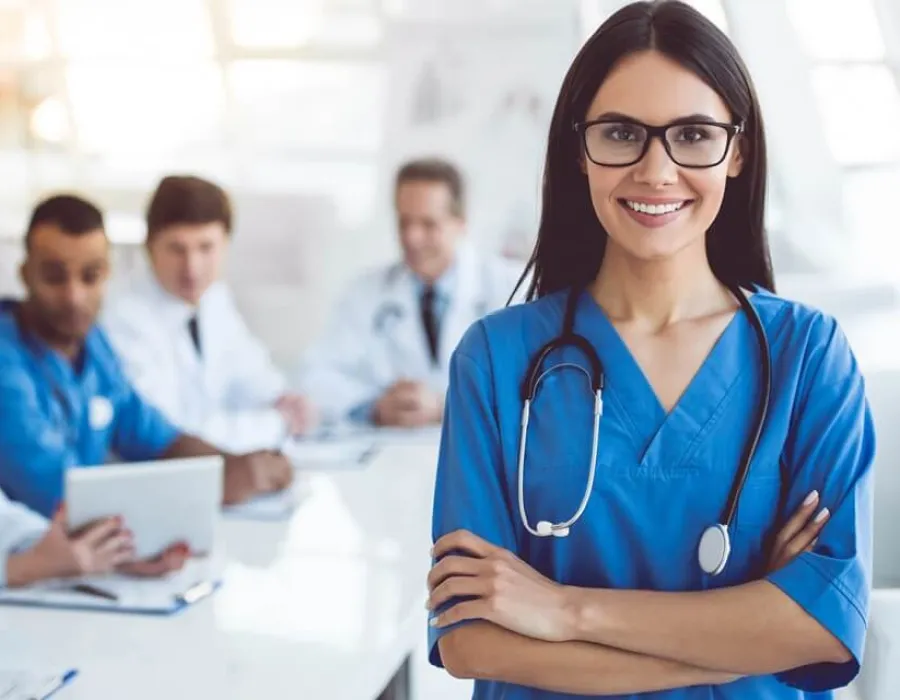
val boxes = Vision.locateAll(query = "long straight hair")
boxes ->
[519,0,774,300]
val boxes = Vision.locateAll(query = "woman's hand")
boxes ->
[767,489,830,573]
[6,507,135,587]
[427,530,575,642]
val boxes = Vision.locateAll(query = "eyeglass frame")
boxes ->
[572,117,745,169]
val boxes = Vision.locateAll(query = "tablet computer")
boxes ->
[65,456,224,560]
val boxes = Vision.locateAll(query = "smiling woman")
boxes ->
[426,2,874,699]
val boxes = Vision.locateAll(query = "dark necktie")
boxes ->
[420,286,440,365]
[187,314,202,357]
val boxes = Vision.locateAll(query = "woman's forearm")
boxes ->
[5,551,50,588]
[565,579,850,674]
[439,622,740,694]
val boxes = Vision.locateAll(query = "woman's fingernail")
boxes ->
[814,507,830,523]
[803,490,819,506]
[429,616,439,627]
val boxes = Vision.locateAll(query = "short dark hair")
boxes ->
[26,194,105,250]
[146,175,232,241]
[395,158,465,218]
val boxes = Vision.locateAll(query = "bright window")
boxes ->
[787,0,900,272]
[811,65,900,165]
[0,5,52,62]
[56,0,214,58]
[66,61,225,154]
[228,60,387,153]
[229,0,381,49]
[787,0,885,61]
[788,0,900,167]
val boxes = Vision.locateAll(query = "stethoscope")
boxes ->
[516,284,771,576]
[371,266,491,337]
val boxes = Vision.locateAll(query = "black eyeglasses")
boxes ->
[573,118,744,168]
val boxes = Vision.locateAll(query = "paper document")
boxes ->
[281,438,377,470]
[309,422,441,447]
[224,472,315,521]
[361,425,442,445]
[0,667,77,700]
[0,557,219,614]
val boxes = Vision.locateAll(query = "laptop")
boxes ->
[66,456,223,560]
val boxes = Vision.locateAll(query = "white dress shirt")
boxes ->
[102,272,288,453]
[0,489,47,588]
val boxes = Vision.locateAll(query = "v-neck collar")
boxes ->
[575,289,755,470]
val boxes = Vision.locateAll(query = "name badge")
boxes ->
[89,395,114,430]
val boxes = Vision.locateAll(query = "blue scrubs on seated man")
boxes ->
[426,3,873,699]
[0,194,294,521]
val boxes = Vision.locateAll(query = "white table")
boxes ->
[0,441,440,700]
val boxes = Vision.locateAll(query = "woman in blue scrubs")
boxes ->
[426,1,874,698]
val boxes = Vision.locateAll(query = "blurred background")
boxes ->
[0,0,899,574]
[1,2,899,697]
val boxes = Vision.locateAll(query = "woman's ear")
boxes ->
[727,136,745,178]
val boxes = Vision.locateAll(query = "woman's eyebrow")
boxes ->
[587,111,722,124]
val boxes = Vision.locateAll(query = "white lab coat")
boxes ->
[0,489,47,587]
[296,244,525,422]
[102,272,288,454]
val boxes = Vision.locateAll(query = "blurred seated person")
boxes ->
[0,194,293,518]
[296,158,523,428]
[1,488,187,588]
[102,176,316,453]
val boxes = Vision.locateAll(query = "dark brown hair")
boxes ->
[395,158,466,218]
[146,175,232,241]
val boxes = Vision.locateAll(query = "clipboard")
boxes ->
[0,667,78,700]
[0,560,220,616]
[223,489,300,521]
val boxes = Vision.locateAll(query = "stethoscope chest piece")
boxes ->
[536,520,570,538]
[698,523,731,576]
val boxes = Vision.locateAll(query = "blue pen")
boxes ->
[37,668,78,699]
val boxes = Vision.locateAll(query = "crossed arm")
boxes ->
[427,495,844,696]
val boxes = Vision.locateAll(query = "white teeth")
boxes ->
[624,200,686,215]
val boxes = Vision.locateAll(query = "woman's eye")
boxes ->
[674,126,711,143]
[603,125,641,142]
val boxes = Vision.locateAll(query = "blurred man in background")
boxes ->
[296,158,523,427]
[0,194,292,517]
[103,176,317,453]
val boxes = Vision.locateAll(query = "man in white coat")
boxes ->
[103,176,316,453]
[296,158,524,427]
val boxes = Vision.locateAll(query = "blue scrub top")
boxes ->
[0,301,181,517]
[429,288,874,699]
